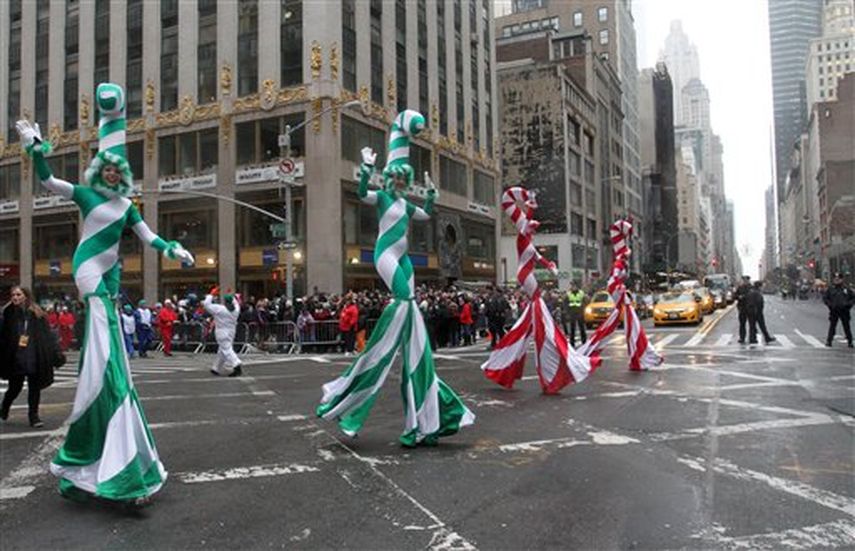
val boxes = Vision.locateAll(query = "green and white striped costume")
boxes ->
[19,83,189,501]
[317,110,474,446]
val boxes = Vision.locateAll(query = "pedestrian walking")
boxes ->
[135,300,153,357]
[746,281,776,345]
[823,272,854,348]
[120,304,136,357]
[565,281,587,347]
[156,299,177,356]
[0,286,65,428]
[734,275,751,344]
[204,288,243,377]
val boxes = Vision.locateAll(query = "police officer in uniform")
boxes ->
[734,275,752,344]
[565,281,587,347]
[823,272,854,348]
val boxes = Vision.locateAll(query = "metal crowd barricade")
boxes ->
[239,321,300,355]
[296,319,342,354]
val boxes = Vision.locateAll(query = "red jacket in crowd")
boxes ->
[339,303,360,332]
[459,302,473,325]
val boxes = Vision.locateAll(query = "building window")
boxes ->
[439,156,467,196]
[409,215,434,253]
[35,222,78,260]
[370,0,383,105]
[409,143,432,187]
[342,0,357,92]
[161,0,179,111]
[598,7,608,22]
[571,213,584,236]
[0,164,21,201]
[34,0,50,132]
[455,0,464,143]
[395,0,407,112]
[158,128,219,177]
[573,11,582,27]
[236,113,306,167]
[417,0,428,115]
[197,1,217,104]
[473,171,494,205]
[238,0,259,96]
[280,0,303,87]
[570,182,582,205]
[127,140,144,180]
[160,208,216,252]
[93,0,109,89]
[463,221,494,259]
[341,117,386,166]
[62,2,80,131]
[585,189,596,214]
[7,1,21,143]
[599,29,609,45]
[437,0,448,136]
[126,0,143,118]
[511,0,545,13]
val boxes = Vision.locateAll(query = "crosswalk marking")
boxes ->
[684,332,706,347]
[795,329,825,348]
[714,334,732,346]
[655,334,680,349]
[776,335,795,349]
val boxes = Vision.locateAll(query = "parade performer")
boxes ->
[316,110,474,446]
[16,83,194,503]
[203,288,242,377]
[577,219,662,370]
[481,187,601,393]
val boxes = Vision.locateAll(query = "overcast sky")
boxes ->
[496,0,774,278]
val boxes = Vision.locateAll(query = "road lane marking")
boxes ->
[655,334,680,349]
[177,462,320,484]
[0,486,36,500]
[697,518,855,550]
[684,332,706,347]
[715,334,732,346]
[776,335,796,349]
[795,329,825,348]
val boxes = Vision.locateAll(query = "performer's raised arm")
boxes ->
[128,205,195,265]
[16,120,74,200]
[411,171,437,221]
[357,146,378,205]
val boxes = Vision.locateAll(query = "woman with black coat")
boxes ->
[0,286,63,428]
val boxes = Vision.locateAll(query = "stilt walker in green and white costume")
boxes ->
[16,83,195,502]
[317,110,474,446]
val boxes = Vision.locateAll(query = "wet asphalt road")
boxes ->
[1,296,853,550]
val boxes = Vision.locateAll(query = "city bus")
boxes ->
[703,273,734,303]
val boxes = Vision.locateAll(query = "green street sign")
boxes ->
[270,223,288,238]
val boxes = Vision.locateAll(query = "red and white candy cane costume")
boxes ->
[577,219,663,370]
[481,187,602,394]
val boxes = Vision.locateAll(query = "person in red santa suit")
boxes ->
[156,299,178,357]
[58,306,76,351]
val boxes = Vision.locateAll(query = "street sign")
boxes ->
[270,223,288,238]
[277,241,298,250]
[279,158,295,175]
[262,248,279,266]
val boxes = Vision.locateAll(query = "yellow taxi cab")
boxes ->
[584,291,636,328]
[652,291,703,326]
[695,287,715,314]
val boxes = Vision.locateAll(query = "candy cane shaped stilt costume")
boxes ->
[481,187,602,393]
[577,219,662,370]
[16,83,194,503]
[316,110,474,446]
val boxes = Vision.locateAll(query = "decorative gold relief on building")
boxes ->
[312,98,323,133]
[431,103,439,130]
[178,95,195,126]
[78,140,90,169]
[144,82,156,113]
[332,100,340,134]
[48,124,62,148]
[330,42,339,81]
[220,64,232,96]
[261,79,277,111]
[220,114,232,146]
[466,120,473,149]
[127,119,145,133]
[277,85,308,105]
[145,128,155,160]
[79,96,89,126]
[311,42,322,80]
[386,74,396,110]
[232,94,261,113]
[20,150,30,180]
[358,85,370,113]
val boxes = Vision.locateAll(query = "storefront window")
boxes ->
[0,164,21,200]
[0,228,19,262]
[159,129,219,177]
[35,222,77,259]
[341,116,386,166]
[158,135,176,176]
[160,209,215,250]
[358,203,377,246]
[344,201,358,244]
[235,114,305,166]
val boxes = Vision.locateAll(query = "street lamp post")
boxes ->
[278,99,360,302]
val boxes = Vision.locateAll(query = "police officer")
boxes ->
[823,272,854,348]
[565,281,587,347]
[485,287,509,350]
[734,275,752,344]
[746,281,776,345]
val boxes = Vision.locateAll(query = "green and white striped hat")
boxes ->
[84,82,134,197]
[382,109,425,190]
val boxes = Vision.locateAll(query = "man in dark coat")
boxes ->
[734,275,752,344]
[485,287,509,350]
[746,281,776,345]
[823,272,854,347]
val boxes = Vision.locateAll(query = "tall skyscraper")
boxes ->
[767,0,823,203]
[658,20,700,126]
[804,0,855,110]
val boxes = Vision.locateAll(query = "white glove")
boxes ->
[361,147,376,166]
[15,120,43,149]
[172,245,195,266]
[548,263,559,277]
[424,172,438,198]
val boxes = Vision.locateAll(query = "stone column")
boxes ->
[109,0,126,87]
[141,0,160,303]
[216,1,238,292]
[177,0,197,102]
